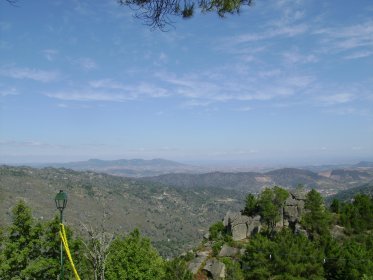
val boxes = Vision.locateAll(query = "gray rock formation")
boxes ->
[223,190,307,240]
[282,190,307,227]
[218,244,240,257]
[203,258,226,280]
[294,223,308,237]
[223,212,261,241]
[188,250,210,274]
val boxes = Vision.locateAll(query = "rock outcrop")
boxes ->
[187,189,309,278]
[282,189,306,227]
[203,258,226,280]
[223,211,261,241]
[218,244,240,257]
[223,190,307,241]
[188,250,210,274]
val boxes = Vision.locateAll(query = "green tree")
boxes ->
[221,257,244,280]
[325,237,373,280]
[209,221,225,240]
[105,228,165,280]
[349,194,373,231]
[118,0,255,29]
[302,189,330,239]
[257,187,288,234]
[163,258,193,280]
[330,199,341,214]
[242,229,324,280]
[0,200,37,279]
[0,201,90,280]
[243,193,258,216]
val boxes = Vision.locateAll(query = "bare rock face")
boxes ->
[223,212,261,241]
[218,244,240,257]
[188,250,210,274]
[282,190,307,225]
[223,190,307,241]
[203,258,226,280]
[295,223,308,237]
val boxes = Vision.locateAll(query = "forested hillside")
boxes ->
[187,187,373,279]
[0,165,243,257]
[1,187,372,279]
[143,167,373,195]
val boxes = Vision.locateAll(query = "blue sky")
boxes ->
[0,0,372,166]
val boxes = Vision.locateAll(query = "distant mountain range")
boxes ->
[34,158,202,177]
[31,158,373,196]
[142,167,373,196]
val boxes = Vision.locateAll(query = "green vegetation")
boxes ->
[0,201,195,279]
[105,229,165,280]
[208,187,373,279]
[337,194,373,233]
[0,201,90,279]
[1,166,373,279]
[0,165,244,257]
[302,189,331,239]
[242,229,324,279]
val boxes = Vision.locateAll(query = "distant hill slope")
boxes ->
[142,168,345,195]
[327,181,373,202]
[354,161,373,168]
[329,169,372,181]
[35,158,201,177]
[0,165,243,257]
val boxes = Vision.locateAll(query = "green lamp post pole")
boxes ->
[55,190,68,280]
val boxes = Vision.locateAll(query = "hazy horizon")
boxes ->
[1,1,372,166]
[1,155,372,170]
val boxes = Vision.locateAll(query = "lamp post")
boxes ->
[55,190,68,280]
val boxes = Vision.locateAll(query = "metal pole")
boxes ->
[60,209,64,280]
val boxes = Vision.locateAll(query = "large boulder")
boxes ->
[223,212,261,241]
[282,190,307,225]
[218,244,239,257]
[203,258,226,280]
[188,251,210,274]
[284,205,299,222]
[247,215,261,237]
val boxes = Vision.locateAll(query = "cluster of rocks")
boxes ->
[224,189,308,241]
[187,244,244,280]
[186,190,308,279]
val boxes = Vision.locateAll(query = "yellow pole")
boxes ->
[59,224,81,280]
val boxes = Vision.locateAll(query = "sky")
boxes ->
[0,0,373,166]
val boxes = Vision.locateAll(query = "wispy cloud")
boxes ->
[0,86,18,97]
[42,49,59,61]
[157,71,313,104]
[324,107,371,117]
[282,49,318,64]
[0,140,66,149]
[229,24,308,45]
[182,99,213,108]
[319,93,356,105]
[235,106,252,112]
[0,66,59,82]
[45,80,169,102]
[316,21,373,54]
[76,57,98,70]
[344,50,373,60]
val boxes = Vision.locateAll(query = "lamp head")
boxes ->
[55,190,68,211]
